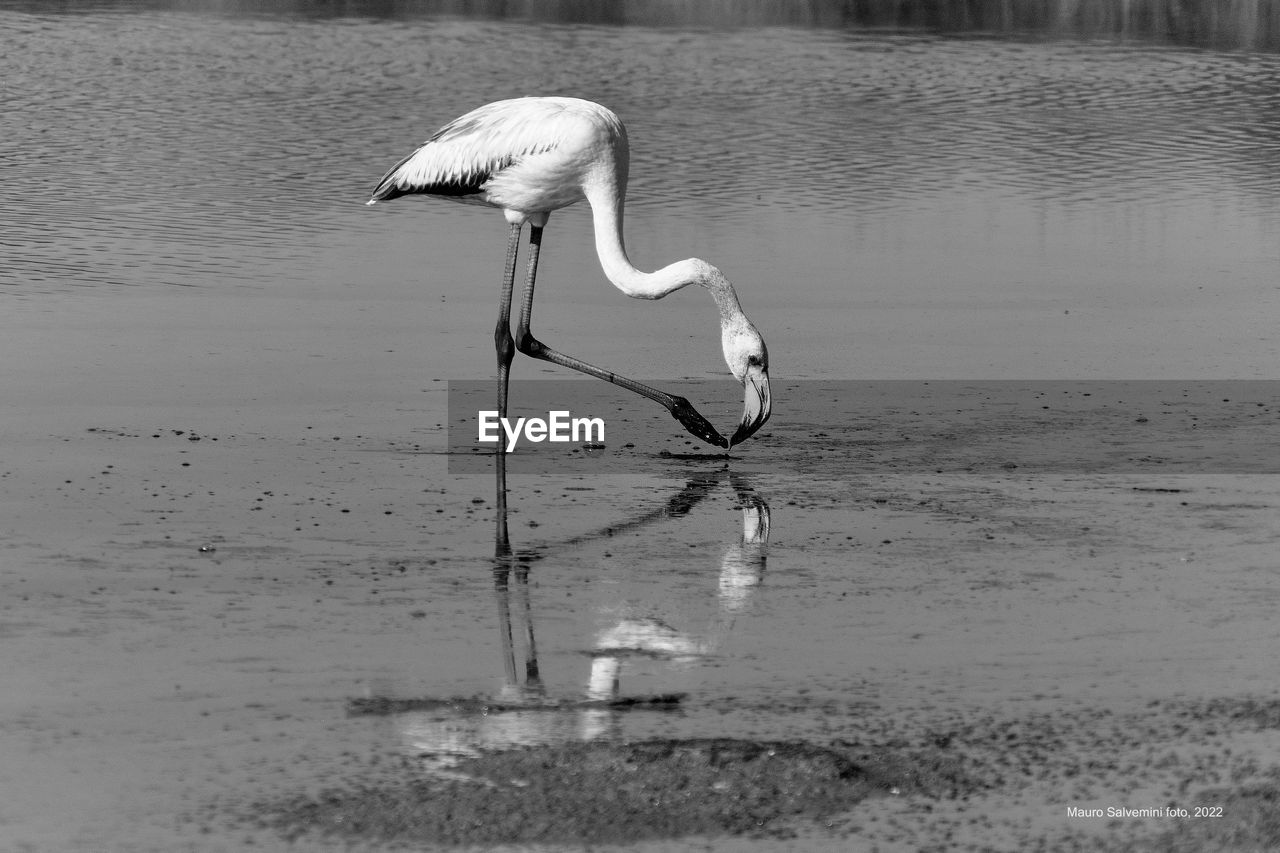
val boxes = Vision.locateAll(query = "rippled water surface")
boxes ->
[5,4,1279,378]
[5,3,1280,850]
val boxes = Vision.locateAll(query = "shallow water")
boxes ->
[6,5,1280,378]
[4,2,1280,850]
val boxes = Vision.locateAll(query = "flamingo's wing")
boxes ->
[366,98,590,205]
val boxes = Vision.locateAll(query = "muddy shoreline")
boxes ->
[7,405,1280,850]
[237,697,1280,851]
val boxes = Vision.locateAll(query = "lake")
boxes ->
[4,1,1280,850]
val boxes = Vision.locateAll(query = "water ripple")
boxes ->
[2,12,1277,294]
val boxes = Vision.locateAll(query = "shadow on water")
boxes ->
[352,451,770,765]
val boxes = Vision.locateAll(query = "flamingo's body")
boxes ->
[368,96,770,448]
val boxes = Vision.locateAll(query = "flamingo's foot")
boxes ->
[668,396,728,448]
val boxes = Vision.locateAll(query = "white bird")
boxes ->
[367,96,770,449]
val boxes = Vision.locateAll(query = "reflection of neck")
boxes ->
[586,656,620,701]
[719,503,770,613]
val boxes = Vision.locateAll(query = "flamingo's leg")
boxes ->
[513,226,726,448]
[493,223,523,529]
[494,222,522,420]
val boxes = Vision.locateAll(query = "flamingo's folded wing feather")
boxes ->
[366,98,586,205]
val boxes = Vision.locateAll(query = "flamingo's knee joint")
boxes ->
[495,324,516,364]
[515,330,543,357]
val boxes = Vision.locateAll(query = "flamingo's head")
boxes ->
[723,319,771,449]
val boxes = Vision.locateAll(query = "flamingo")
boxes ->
[366,96,770,449]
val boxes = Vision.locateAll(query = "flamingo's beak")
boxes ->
[729,366,771,449]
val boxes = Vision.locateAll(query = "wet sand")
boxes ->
[6,288,1280,852]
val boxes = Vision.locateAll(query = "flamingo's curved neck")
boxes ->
[586,182,744,324]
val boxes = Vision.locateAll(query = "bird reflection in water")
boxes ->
[396,451,769,762]
[583,482,769,706]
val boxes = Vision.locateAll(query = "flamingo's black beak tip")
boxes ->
[728,369,771,450]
